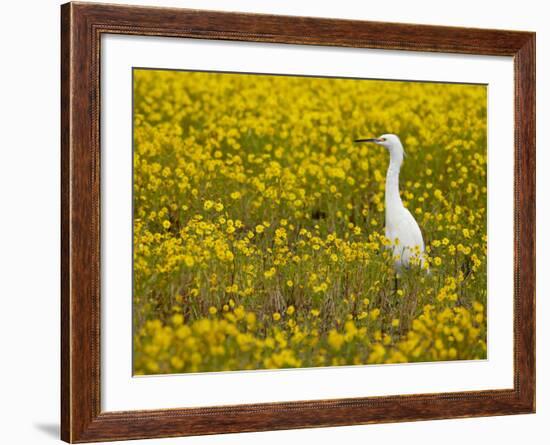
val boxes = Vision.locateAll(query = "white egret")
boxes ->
[355,134,426,271]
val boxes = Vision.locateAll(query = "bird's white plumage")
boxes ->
[385,205,425,269]
[357,134,426,269]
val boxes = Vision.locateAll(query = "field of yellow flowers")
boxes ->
[132,69,487,375]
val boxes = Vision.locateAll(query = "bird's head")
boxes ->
[354,133,405,164]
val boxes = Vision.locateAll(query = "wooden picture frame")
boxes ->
[61,2,535,442]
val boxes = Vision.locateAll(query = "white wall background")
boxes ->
[0,0,545,444]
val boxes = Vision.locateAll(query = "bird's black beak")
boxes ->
[354,138,380,143]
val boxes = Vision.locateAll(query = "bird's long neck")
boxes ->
[385,152,404,213]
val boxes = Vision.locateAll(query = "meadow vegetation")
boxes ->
[132,69,487,374]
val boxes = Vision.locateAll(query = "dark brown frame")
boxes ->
[61,1,536,442]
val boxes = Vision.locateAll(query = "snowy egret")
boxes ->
[355,134,426,270]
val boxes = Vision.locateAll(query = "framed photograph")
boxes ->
[61,2,535,442]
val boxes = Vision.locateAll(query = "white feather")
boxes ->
[364,134,427,270]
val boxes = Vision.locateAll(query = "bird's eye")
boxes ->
[380,137,386,142]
